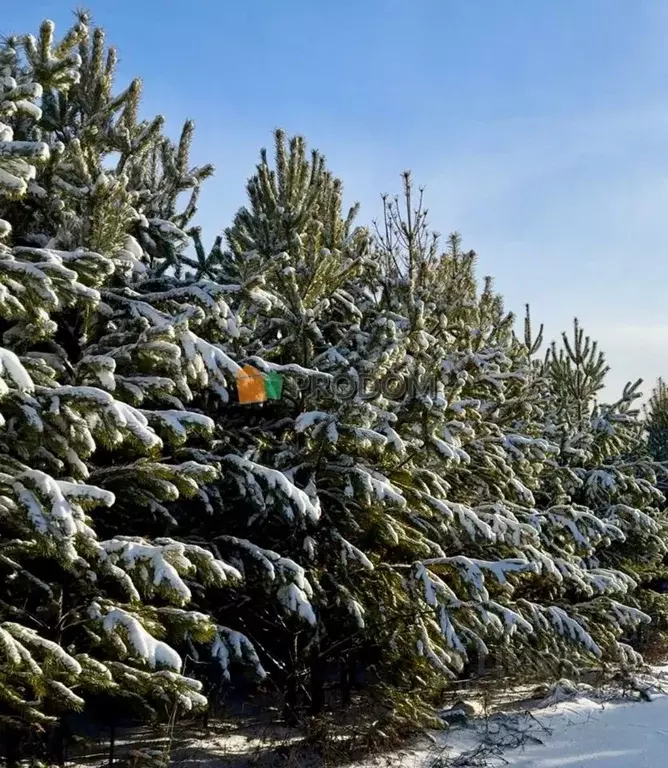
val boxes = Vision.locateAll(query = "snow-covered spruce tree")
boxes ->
[363,177,665,699]
[187,130,398,723]
[646,378,668,467]
[0,19,222,756]
[102,129,333,718]
[365,183,560,695]
[541,321,668,663]
[0,16,308,759]
[54,27,327,715]
[642,379,668,655]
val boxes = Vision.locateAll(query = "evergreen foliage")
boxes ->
[0,17,221,747]
[0,16,309,759]
[538,322,667,664]
[3,12,668,763]
[646,378,668,467]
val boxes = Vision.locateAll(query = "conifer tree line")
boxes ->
[3,13,668,762]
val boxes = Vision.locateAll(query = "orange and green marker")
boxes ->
[235,365,283,404]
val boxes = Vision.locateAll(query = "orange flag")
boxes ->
[236,364,267,404]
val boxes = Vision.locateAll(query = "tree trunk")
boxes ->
[283,667,299,725]
[47,717,66,767]
[340,656,351,708]
[309,645,325,716]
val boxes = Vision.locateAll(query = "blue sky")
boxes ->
[6,1,668,399]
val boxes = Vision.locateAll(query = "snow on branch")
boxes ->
[223,454,321,523]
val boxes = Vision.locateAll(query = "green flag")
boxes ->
[265,370,283,400]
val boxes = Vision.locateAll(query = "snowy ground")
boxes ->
[409,695,668,767]
[70,669,668,766]
[358,669,668,767]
